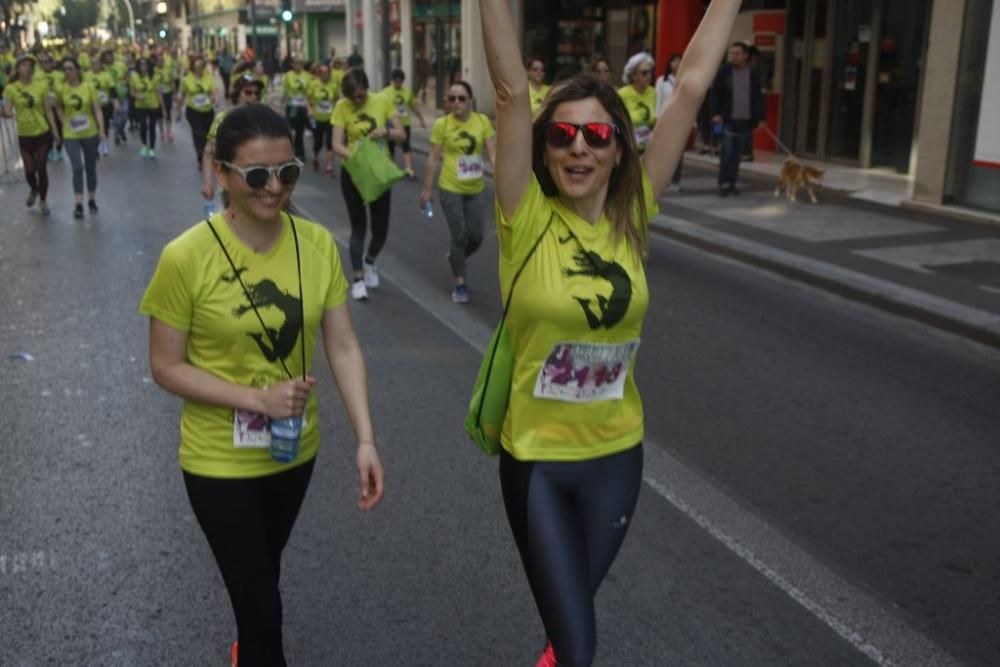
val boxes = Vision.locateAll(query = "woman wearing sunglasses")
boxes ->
[56,57,105,219]
[140,103,384,666]
[618,52,657,155]
[418,81,496,304]
[331,67,406,302]
[480,0,741,664]
[200,73,265,205]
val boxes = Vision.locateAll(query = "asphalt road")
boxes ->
[1,123,998,666]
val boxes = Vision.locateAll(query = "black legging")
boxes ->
[136,108,158,149]
[500,445,643,667]
[183,458,315,667]
[18,133,52,199]
[286,106,307,160]
[161,92,173,123]
[341,169,392,273]
[312,120,332,157]
[186,107,215,165]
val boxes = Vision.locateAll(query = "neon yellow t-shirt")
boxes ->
[496,171,658,462]
[331,93,395,156]
[430,112,494,195]
[36,69,65,101]
[206,108,227,143]
[3,79,50,137]
[58,81,100,140]
[181,72,216,112]
[283,71,310,106]
[308,78,340,122]
[381,84,415,127]
[130,73,160,109]
[529,83,550,116]
[618,84,656,153]
[138,213,350,479]
[85,70,116,107]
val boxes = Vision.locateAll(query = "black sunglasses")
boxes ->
[447,94,468,103]
[545,122,619,149]
[220,160,302,188]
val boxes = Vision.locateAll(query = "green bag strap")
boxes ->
[501,212,555,318]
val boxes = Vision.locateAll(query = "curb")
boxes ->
[410,134,1000,350]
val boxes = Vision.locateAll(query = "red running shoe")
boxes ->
[231,641,238,667]
[535,641,556,667]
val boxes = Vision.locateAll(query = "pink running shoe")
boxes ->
[231,641,238,667]
[535,641,556,667]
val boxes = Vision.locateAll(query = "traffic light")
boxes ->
[280,0,293,22]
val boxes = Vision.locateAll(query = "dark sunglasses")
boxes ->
[240,87,262,97]
[220,160,302,188]
[545,122,619,149]
[447,94,468,103]
[636,69,653,76]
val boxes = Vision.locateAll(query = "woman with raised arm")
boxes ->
[479,1,741,665]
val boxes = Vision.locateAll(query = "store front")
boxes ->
[522,0,658,84]
[780,0,931,173]
[412,0,460,108]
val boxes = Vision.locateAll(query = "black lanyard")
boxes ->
[206,212,306,381]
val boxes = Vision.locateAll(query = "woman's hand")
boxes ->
[368,126,388,140]
[258,377,318,419]
[418,188,432,209]
[356,441,384,510]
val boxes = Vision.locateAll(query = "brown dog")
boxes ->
[775,158,824,204]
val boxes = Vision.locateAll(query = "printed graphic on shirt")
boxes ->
[560,234,633,329]
[534,340,640,403]
[221,268,303,364]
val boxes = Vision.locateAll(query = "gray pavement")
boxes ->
[1,119,998,666]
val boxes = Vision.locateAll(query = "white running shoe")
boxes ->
[363,261,380,288]
[351,280,369,301]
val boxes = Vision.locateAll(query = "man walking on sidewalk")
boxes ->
[710,41,764,197]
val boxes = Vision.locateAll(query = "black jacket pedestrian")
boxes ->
[709,63,765,125]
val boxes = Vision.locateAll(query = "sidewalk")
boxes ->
[409,127,1000,348]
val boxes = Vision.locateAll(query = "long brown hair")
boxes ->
[531,74,649,260]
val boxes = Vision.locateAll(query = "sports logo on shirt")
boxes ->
[19,89,34,109]
[221,270,303,364]
[67,93,84,112]
[635,100,651,124]
[353,112,377,138]
[455,130,477,156]
[560,235,632,330]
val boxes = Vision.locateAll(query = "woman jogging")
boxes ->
[280,56,311,161]
[618,52,657,155]
[56,57,105,218]
[480,0,741,664]
[382,68,426,179]
[418,80,495,304]
[306,63,339,174]
[140,103,384,667]
[130,57,166,159]
[177,55,217,169]
[1,55,58,216]
[331,67,405,302]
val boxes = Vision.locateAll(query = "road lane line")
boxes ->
[295,202,966,667]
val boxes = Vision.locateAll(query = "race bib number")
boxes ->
[97,91,109,105]
[69,114,91,133]
[634,124,652,146]
[233,410,270,448]
[317,100,334,114]
[456,155,483,181]
[534,340,640,403]
[291,95,306,106]
[193,93,211,108]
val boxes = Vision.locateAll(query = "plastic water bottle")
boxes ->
[98,140,110,156]
[203,199,216,218]
[270,416,302,463]
[422,201,433,221]
[713,119,724,137]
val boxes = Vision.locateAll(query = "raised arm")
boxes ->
[480,0,532,221]
[644,0,741,199]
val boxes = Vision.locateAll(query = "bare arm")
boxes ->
[375,114,406,143]
[148,317,316,419]
[332,125,352,160]
[321,304,384,510]
[485,136,497,169]
[419,143,442,207]
[480,0,532,221]
[92,98,105,138]
[201,139,216,198]
[643,0,741,199]
[43,98,57,136]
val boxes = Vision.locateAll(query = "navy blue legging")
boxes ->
[500,444,643,667]
[183,457,315,667]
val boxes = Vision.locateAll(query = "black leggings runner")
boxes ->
[18,134,52,200]
[186,107,215,165]
[340,169,392,273]
[136,108,158,149]
[500,445,643,667]
[183,458,315,667]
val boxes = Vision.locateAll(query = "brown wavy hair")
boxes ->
[531,74,649,260]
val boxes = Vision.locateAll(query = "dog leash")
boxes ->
[761,125,799,160]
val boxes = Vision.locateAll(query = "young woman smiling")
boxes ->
[141,103,384,666]
[480,0,741,664]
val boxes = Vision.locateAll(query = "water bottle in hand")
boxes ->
[422,201,433,221]
[203,199,216,218]
[270,416,302,463]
